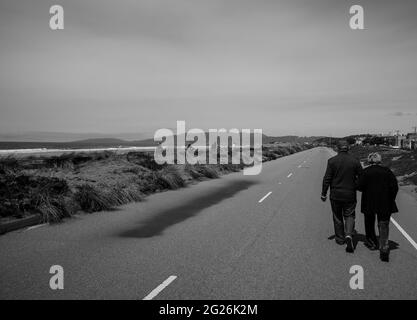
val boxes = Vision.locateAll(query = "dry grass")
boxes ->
[74,184,114,213]
[155,166,186,190]
[1,144,311,222]
[349,145,417,185]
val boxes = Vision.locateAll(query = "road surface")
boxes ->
[1,147,417,299]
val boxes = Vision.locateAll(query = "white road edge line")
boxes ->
[391,218,417,251]
[25,223,47,231]
[258,191,272,203]
[287,173,293,178]
[143,275,177,300]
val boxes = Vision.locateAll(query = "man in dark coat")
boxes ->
[357,152,398,262]
[321,140,363,253]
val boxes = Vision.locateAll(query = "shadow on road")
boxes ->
[328,234,400,250]
[353,233,400,251]
[119,180,257,238]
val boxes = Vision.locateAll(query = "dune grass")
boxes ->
[0,143,310,222]
[155,166,186,190]
[349,145,417,185]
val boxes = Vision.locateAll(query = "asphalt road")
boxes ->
[1,147,417,299]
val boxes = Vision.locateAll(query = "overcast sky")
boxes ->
[1,0,416,138]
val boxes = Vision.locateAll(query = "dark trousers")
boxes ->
[364,213,390,251]
[330,200,356,243]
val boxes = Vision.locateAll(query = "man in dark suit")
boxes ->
[357,152,398,262]
[321,140,363,253]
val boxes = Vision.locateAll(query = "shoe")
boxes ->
[346,236,354,253]
[364,238,378,251]
[380,250,389,262]
[336,240,345,245]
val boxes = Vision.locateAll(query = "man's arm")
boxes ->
[388,169,399,199]
[355,160,364,191]
[356,169,365,191]
[322,160,333,198]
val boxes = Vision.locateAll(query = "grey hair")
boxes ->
[368,152,382,164]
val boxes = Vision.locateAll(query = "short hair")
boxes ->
[338,140,349,151]
[368,152,382,164]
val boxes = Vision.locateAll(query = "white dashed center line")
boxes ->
[143,275,177,300]
[287,173,293,178]
[258,192,272,203]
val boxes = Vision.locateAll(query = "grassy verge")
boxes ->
[0,143,311,223]
[349,145,417,186]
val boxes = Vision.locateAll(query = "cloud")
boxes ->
[389,111,416,116]
[1,0,417,136]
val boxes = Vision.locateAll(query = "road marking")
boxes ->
[287,173,293,178]
[25,223,47,231]
[258,192,272,203]
[143,275,177,300]
[391,218,417,251]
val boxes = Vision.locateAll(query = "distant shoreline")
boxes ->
[0,145,259,157]
[0,146,157,157]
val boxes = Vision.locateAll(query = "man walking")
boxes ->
[321,140,363,253]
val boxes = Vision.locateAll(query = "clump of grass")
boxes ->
[0,156,19,173]
[36,182,144,219]
[33,181,76,222]
[44,152,93,169]
[36,195,77,223]
[73,184,114,213]
[38,201,61,222]
[0,173,73,221]
[43,151,114,169]
[195,165,219,179]
[127,152,165,171]
[263,150,278,161]
[184,164,204,179]
[110,184,143,205]
[133,171,160,194]
[155,166,185,190]
[218,163,243,173]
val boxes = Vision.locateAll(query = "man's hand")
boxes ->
[321,195,327,202]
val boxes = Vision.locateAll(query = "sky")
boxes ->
[1,0,417,138]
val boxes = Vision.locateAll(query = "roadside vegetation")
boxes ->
[0,143,311,223]
[349,145,417,185]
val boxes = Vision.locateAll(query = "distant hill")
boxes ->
[0,131,152,143]
[0,138,156,150]
[0,133,323,150]
[313,134,375,146]
[264,135,324,144]
[68,138,127,145]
